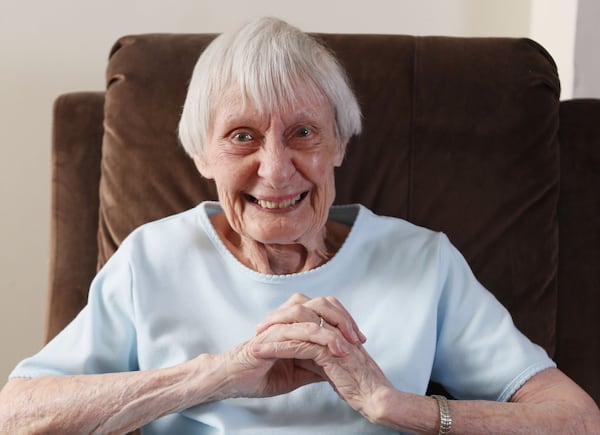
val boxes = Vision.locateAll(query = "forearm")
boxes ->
[369,384,599,435]
[0,354,226,434]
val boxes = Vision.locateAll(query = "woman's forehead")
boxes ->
[214,85,333,125]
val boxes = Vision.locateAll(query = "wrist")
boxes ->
[431,395,452,435]
[364,386,444,434]
[184,353,232,403]
[365,385,400,426]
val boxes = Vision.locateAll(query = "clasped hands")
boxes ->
[216,293,395,420]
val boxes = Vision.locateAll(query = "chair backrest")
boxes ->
[96,33,560,356]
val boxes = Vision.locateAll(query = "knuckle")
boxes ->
[290,304,305,318]
[276,340,302,353]
[325,296,339,305]
[304,322,321,334]
[291,292,308,302]
[313,296,328,306]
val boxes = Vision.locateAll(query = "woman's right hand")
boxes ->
[212,342,317,399]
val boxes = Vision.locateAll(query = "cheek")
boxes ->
[211,164,251,224]
[313,156,337,192]
[308,161,337,214]
[211,155,255,190]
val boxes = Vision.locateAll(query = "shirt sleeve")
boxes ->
[9,242,139,379]
[430,234,556,402]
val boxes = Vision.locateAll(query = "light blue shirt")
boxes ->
[11,202,555,434]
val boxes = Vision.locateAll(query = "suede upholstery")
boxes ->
[47,33,600,405]
[47,92,104,338]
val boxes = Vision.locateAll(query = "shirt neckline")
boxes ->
[196,201,364,282]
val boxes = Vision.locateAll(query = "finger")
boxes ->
[256,294,366,345]
[256,303,321,334]
[325,297,367,342]
[255,293,311,333]
[252,340,326,361]
[303,297,366,344]
[256,322,350,357]
[277,292,311,310]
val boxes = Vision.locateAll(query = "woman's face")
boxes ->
[194,87,345,247]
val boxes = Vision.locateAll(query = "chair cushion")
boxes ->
[99,33,560,355]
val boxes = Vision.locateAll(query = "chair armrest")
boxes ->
[47,92,105,342]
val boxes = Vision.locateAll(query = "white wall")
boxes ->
[0,0,576,383]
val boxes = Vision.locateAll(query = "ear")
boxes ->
[192,154,214,179]
[333,143,347,167]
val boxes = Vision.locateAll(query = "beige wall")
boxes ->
[574,0,600,97]
[530,0,578,100]
[0,0,576,382]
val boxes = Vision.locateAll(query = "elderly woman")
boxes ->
[1,17,598,434]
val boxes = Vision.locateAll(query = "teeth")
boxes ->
[257,194,302,209]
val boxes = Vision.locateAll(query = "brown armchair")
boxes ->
[48,33,600,404]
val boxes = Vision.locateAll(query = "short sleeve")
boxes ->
[9,243,139,379]
[430,234,555,402]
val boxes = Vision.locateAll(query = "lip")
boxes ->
[246,191,309,211]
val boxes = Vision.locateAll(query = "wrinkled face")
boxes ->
[194,86,345,247]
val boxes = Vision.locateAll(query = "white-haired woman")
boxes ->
[1,17,598,434]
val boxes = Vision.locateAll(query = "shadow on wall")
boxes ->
[574,0,600,98]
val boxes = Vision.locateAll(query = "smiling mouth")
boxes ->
[247,192,308,209]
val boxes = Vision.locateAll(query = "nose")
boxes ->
[257,135,295,187]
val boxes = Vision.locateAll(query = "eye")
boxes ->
[294,126,312,138]
[232,131,253,142]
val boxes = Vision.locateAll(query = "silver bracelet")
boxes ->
[431,395,452,435]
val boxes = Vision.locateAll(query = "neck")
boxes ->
[210,214,349,275]
[242,238,332,275]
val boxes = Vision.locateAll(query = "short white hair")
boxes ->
[178,17,362,158]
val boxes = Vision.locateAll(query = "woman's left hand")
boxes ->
[252,294,394,421]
